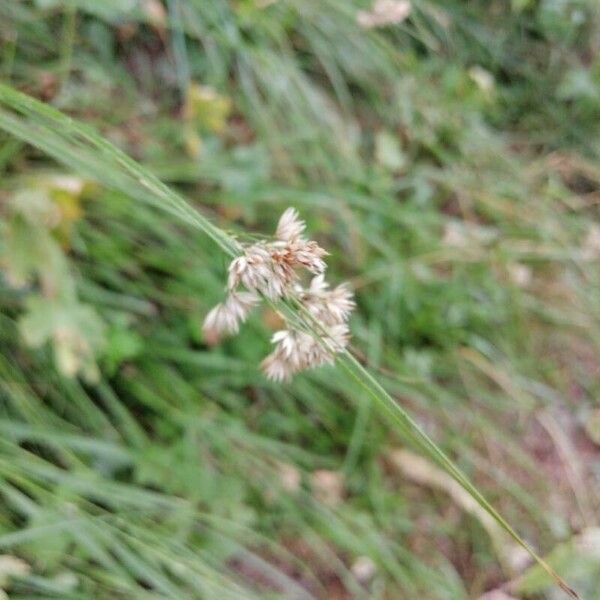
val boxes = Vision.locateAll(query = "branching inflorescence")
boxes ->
[203,208,355,381]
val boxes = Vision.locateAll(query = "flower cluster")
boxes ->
[203,208,355,380]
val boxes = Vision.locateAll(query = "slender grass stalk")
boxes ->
[0,83,578,598]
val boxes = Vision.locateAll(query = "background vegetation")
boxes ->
[1,0,600,598]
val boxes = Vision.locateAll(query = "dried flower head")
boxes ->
[300,275,355,325]
[276,207,305,242]
[287,239,328,274]
[227,244,273,292]
[203,207,355,380]
[260,348,293,382]
[202,291,259,342]
[259,322,350,381]
[226,238,327,301]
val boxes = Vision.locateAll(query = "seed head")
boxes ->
[202,291,259,342]
[227,243,273,292]
[204,207,355,380]
[276,207,306,242]
[301,275,355,325]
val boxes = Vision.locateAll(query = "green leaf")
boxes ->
[103,324,143,375]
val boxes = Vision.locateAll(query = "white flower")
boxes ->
[202,291,259,341]
[227,211,327,301]
[327,284,355,323]
[261,348,294,382]
[227,243,273,292]
[301,275,355,325]
[262,331,310,381]
[271,329,299,358]
[273,329,313,367]
[307,273,329,294]
[286,239,328,274]
[204,207,354,380]
[276,207,305,242]
[321,323,350,353]
[228,240,323,300]
[266,251,297,298]
[227,291,260,321]
[263,272,290,300]
[261,323,350,381]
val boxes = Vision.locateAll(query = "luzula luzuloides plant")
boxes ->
[0,84,578,598]
[203,208,355,381]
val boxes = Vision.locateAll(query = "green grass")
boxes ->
[1,1,600,598]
